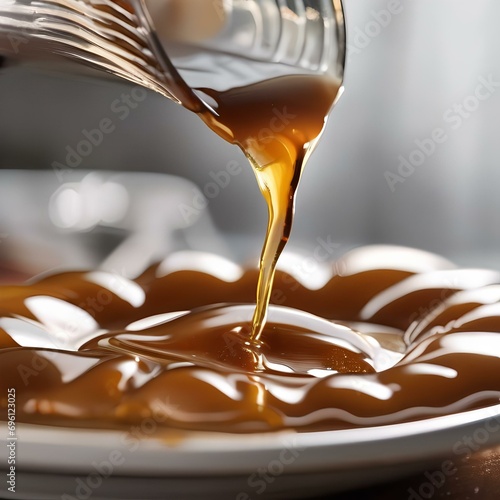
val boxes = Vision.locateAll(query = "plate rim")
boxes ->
[4,403,500,476]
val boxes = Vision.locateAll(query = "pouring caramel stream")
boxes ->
[199,75,341,339]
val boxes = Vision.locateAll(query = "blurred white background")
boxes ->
[1,0,500,274]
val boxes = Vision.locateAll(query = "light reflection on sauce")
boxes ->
[1,245,500,433]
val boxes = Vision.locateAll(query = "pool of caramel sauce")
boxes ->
[2,246,500,434]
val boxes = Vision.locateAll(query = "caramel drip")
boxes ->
[198,75,340,339]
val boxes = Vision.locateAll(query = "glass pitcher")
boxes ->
[0,0,346,114]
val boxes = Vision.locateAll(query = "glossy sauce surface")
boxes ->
[2,246,500,433]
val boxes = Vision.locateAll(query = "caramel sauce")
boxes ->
[198,74,341,339]
[2,247,500,433]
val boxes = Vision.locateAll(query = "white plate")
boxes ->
[2,404,500,500]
